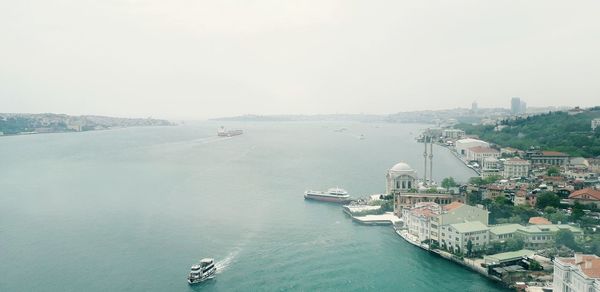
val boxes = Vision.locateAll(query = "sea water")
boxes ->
[0,121,506,291]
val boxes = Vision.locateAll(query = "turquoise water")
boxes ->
[0,122,506,291]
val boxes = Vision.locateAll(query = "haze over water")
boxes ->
[0,122,506,291]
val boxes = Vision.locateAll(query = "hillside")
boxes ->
[457,108,600,157]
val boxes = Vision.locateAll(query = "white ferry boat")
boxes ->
[304,188,351,203]
[187,258,216,285]
[217,126,243,137]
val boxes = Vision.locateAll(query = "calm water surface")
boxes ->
[0,122,506,291]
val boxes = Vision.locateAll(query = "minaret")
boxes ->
[429,141,433,185]
[423,135,428,186]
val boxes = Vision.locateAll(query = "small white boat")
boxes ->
[187,258,216,284]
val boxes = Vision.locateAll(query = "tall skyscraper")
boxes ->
[511,97,521,114]
[471,101,478,111]
[520,101,527,114]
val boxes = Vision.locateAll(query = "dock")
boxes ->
[351,212,401,225]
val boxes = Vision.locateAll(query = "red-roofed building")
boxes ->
[569,188,600,207]
[467,146,500,165]
[528,217,551,225]
[525,150,569,166]
[443,201,464,212]
[402,202,441,243]
[554,254,600,292]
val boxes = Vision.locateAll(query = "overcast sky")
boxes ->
[1,1,599,119]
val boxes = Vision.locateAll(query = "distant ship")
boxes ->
[304,188,351,203]
[217,126,243,137]
[187,258,216,285]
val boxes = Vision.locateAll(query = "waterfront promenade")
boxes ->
[394,226,499,285]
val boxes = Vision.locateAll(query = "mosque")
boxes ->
[386,161,464,217]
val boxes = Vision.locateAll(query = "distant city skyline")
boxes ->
[1,1,599,119]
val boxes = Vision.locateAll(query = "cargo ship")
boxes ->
[304,188,351,203]
[217,126,243,137]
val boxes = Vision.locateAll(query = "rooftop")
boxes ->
[528,217,552,225]
[505,158,530,164]
[390,162,415,172]
[469,146,500,154]
[456,138,487,144]
[519,224,582,234]
[450,221,489,233]
[485,249,535,263]
[569,188,600,201]
[541,151,569,157]
[442,201,464,211]
[557,254,600,279]
[490,224,522,235]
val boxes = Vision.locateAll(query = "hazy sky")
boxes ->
[1,1,599,119]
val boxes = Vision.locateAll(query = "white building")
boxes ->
[386,162,418,194]
[430,202,489,245]
[554,254,600,292]
[502,158,530,179]
[442,129,465,140]
[467,146,500,165]
[440,221,489,254]
[455,138,489,156]
[402,202,440,243]
[592,118,600,131]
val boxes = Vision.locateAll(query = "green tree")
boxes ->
[547,166,560,176]
[469,177,485,186]
[544,206,557,214]
[546,211,569,224]
[467,191,482,206]
[555,230,579,250]
[572,202,585,221]
[529,259,543,271]
[506,237,525,251]
[537,192,561,209]
[467,239,473,256]
[441,177,457,190]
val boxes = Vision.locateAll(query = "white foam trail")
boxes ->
[215,248,240,273]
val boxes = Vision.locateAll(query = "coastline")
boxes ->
[438,142,481,175]
[393,226,509,289]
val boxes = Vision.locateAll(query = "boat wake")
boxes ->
[215,248,240,273]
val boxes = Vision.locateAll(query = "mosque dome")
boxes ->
[390,162,414,172]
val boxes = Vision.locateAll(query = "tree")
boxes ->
[544,206,557,214]
[467,239,473,256]
[467,191,482,206]
[572,202,585,221]
[469,177,485,186]
[529,259,543,271]
[547,166,560,176]
[537,192,561,209]
[506,237,525,251]
[513,205,538,223]
[486,196,515,224]
[546,211,569,224]
[555,230,579,250]
[442,177,457,190]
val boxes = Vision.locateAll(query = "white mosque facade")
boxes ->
[386,162,464,217]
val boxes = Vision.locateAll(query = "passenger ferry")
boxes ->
[187,258,216,285]
[217,126,243,137]
[304,188,351,203]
